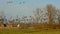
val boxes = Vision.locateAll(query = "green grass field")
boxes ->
[0,28,60,34]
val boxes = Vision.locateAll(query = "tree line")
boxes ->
[0,4,60,29]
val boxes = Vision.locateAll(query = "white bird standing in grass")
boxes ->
[17,24,20,28]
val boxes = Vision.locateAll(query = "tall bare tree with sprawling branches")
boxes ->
[46,4,56,24]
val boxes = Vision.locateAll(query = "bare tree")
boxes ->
[34,8,40,23]
[46,4,56,24]
[57,10,60,24]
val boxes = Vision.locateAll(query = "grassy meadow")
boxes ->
[0,28,60,34]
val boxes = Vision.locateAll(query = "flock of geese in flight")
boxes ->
[6,1,26,4]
